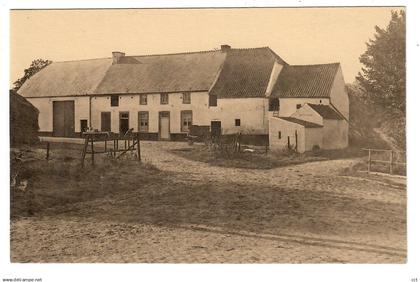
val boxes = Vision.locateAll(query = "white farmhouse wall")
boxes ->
[329,65,349,120]
[91,92,210,134]
[269,117,306,153]
[27,96,90,133]
[322,119,348,149]
[90,93,268,135]
[208,98,268,134]
[304,128,323,151]
[290,104,323,125]
[276,98,329,117]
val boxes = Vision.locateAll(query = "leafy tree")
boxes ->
[356,10,405,114]
[13,59,52,91]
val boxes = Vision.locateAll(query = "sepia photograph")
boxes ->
[2,2,417,281]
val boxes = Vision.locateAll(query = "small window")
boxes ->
[140,94,147,105]
[138,111,149,132]
[182,92,191,104]
[319,100,322,104]
[269,98,279,111]
[111,95,119,107]
[160,93,169,104]
[209,95,217,107]
[296,104,302,109]
[181,111,193,132]
[278,131,282,139]
[235,119,241,126]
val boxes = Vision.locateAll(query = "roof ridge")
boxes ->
[287,62,340,67]
[52,57,112,64]
[131,49,221,58]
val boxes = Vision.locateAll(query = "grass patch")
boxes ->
[171,145,366,170]
[11,148,160,218]
[171,145,321,169]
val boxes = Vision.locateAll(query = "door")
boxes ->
[53,101,75,137]
[101,112,111,132]
[211,121,221,137]
[159,111,170,140]
[80,120,88,136]
[119,112,129,134]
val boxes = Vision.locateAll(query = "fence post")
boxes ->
[46,142,50,160]
[137,134,141,162]
[367,149,371,174]
[390,150,394,175]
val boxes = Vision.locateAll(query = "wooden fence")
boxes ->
[362,148,406,175]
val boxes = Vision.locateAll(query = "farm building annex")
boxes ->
[18,45,349,152]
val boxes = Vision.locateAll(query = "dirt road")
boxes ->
[10,141,406,263]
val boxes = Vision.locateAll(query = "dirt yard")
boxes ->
[10,141,406,263]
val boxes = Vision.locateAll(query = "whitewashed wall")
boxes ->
[91,93,268,135]
[329,66,349,120]
[322,119,348,149]
[269,117,306,152]
[26,96,90,133]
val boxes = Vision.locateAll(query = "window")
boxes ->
[319,100,322,104]
[278,131,282,139]
[111,95,119,107]
[235,119,241,126]
[181,111,193,132]
[183,92,191,104]
[209,95,217,107]
[140,94,147,105]
[138,111,149,132]
[160,93,169,104]
[296,104,302,109]
[269,98,279,111]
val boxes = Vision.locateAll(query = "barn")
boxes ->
[17,45,349,151]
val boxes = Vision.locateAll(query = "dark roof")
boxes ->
[94,51,226,94]
[209,47,287,98]
[271,63,340,98]
[18,58,112,97]
[278,117,323,128]
[307,104,344,120]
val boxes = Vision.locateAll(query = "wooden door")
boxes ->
[53,101,75,137]
[159,112,170,140]
[211,120,221,137]
[101,112,111,132]
[119,112,129,134]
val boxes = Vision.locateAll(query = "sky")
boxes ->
[10,7,401,87]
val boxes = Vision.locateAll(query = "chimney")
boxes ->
[221,44,231,52]
[112,51,125,64]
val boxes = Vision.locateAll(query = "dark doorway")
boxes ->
[119,112,129,134]
[53,101,75,137]
[80,119,88,136]
[101,112,111,132]
[211,121,221,137]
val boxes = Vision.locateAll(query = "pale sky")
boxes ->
[10,7,401,87]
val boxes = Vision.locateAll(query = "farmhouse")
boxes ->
[18,45,349,151]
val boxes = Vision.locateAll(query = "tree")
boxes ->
[13,59,52,91]
[356,10,405,115]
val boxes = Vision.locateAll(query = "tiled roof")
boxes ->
[94,51,226,94]
[18,58,112,97]
[278,117,323,128]
[271,63,340,98]
[209,47,287,98]
[307,104,344,120]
